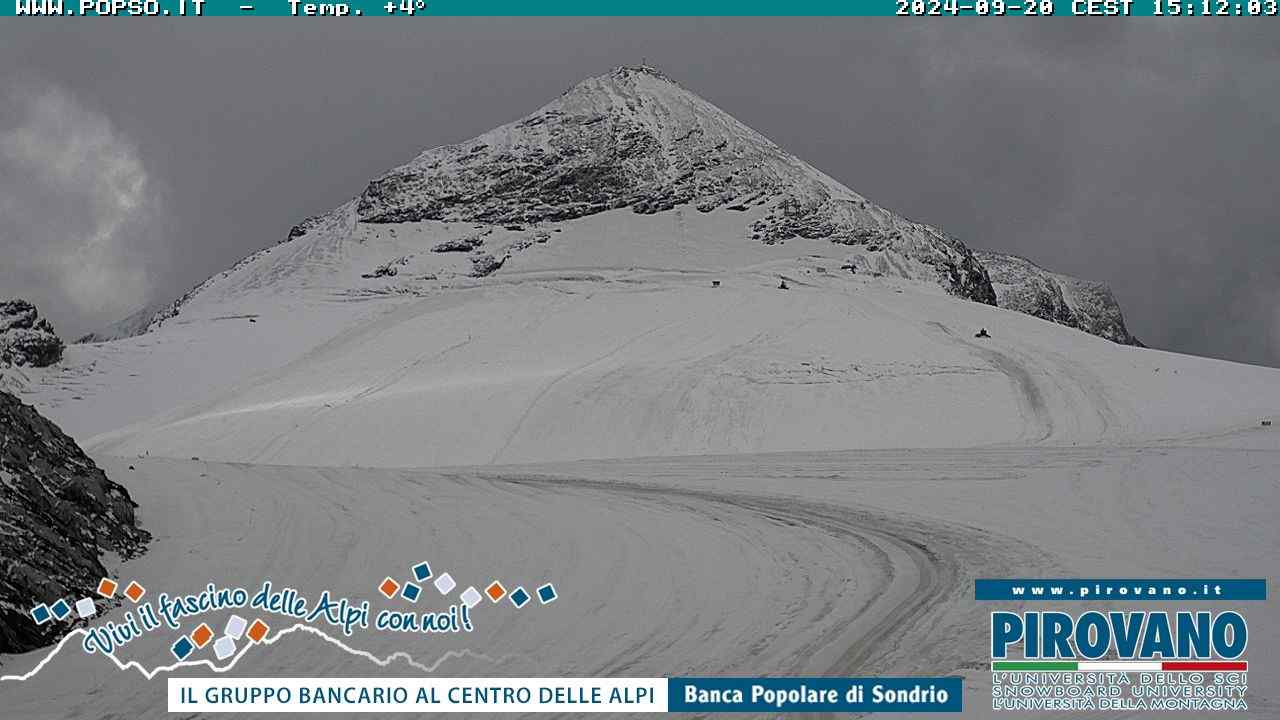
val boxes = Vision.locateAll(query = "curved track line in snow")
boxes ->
[926,321,1053,441]
[0,623,517,684]
[488,318,687,464]
[251,333,475,463]
[492,473,1040,677]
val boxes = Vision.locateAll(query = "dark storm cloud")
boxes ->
[0,21,1274,366]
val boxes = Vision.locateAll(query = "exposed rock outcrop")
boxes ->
[362,256,411,279]
[0,300,64,368]
[976,251,1142,346]
[469,253,506,278]
[0,391,150,653]
[432,233,487,253]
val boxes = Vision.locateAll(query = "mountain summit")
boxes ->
[356,65,995,303]
[83,67,1149,346]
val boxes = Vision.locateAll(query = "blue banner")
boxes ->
[668,677,962,713]
[975,578,1267,601]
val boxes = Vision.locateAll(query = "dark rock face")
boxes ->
[432,232,487,253]
[355,66,996,304]
[975,251,1142,346]
[469,253,506,278]
[0,391,150,653]
[945,251,999,307]
[0,300,64,368]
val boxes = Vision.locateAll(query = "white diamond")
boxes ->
[225,614,247,640]
[214,636,236,660]
[433,572,456,594]
[75,598,96,618]
[459,587,482,608]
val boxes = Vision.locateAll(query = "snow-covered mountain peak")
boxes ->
[354,68,996,302]
[400,63,784,176]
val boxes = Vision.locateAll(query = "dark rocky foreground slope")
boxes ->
[0,391,149,653]
[0,300,64,368]
[976,251,1142,346]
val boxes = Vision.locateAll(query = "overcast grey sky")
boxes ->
[0,21,1276,366]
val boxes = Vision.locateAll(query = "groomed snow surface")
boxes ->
[1,445,1277,719]
[2,207,1279,718]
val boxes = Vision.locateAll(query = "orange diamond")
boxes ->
[485,581,506,602]
[378,577,399,599]
[97,578,118,598]
[191,623,214,648]
[124,581,146,602]
[247,619,269,643]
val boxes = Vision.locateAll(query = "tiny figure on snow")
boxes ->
[778,279,789,290]
[975,328,990,338]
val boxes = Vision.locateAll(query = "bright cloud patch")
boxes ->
[0,81,161,333]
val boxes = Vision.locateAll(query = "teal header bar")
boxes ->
[7,0,1279,16]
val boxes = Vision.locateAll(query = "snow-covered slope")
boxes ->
[18,67,1279,466]
[54,207,1280,467]
[976,250,1141,346]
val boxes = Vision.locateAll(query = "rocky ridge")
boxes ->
[0,391,150,653]
[976,250,1141,346]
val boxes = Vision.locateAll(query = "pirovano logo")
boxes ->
[978,579,1264,713]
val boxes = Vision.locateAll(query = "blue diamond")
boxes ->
[537,583,557,604]
[31,604,51,625]
[510,587,530,608]
[412,562,432,582]
[171,636,194,660]
[50,599,71,620]
[402,582,421,602]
